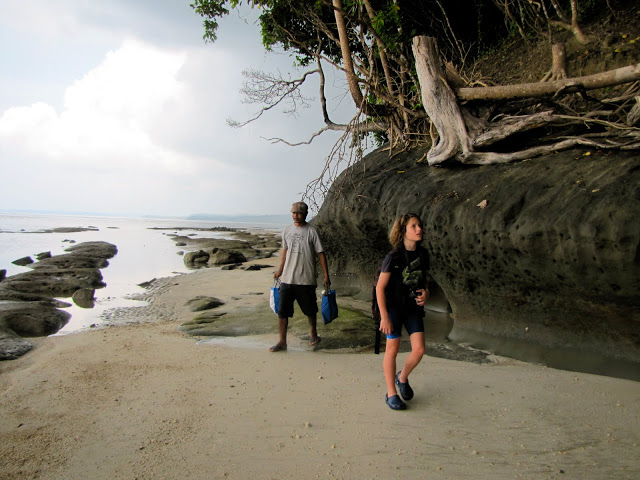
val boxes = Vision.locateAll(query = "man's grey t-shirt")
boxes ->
[280,223,324,285]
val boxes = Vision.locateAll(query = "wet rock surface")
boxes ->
[173,229,280,269]
[0,241,117,360]
[314,146,640,377]
[184,296,224,312]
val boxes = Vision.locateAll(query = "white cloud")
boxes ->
[0,1,357,216]
[0,38,206,174]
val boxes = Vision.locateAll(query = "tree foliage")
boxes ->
[191,0,640,205]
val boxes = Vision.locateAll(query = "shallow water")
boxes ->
[0,213,283,334]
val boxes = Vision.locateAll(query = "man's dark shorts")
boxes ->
[278,283,318,318]
[386,305,425,339]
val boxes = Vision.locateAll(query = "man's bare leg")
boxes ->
[270,316,288,352]
[308,315,320,346]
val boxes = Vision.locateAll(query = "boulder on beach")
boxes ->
[184,296,224,312]
[0,301,71,338]
[64,241,118,259]
[0,241,117,361]
[208,249,247,266]
[137,278,156,288]
[31,253,110,270]
[12,256,34,266]
[243,264,272,271]
[35,251,52,260]
[183,250,210,268]
[72,288,95,308]
[2,267,106,297]
[0,329,33,360]
[177,312,227,335]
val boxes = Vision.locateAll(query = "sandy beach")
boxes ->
[1,254,639,480]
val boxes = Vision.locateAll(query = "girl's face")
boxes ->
[404,217,423,243]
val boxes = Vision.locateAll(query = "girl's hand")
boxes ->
[415,288,429,307]
[379,316,392,335]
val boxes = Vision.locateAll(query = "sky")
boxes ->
[0,1,356,218]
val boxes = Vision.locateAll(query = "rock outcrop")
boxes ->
[174,230,281,269]
[314,146,640,376]
[0,241,117,360]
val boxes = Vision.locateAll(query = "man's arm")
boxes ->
[274,248,287,279]
[317,251,330,289]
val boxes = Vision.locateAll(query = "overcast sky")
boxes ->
[0,1,356,217]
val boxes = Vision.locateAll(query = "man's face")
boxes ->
[291,210,307,226]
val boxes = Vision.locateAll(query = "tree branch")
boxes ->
[458,64,640,101]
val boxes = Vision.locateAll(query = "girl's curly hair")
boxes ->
[389,213,422,249]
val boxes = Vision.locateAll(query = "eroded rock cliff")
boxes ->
[314,146,640,376]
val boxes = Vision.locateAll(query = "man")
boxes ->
[270,201,330,352]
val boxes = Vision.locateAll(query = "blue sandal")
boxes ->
[385,394,406,410]
[395,372,414,401]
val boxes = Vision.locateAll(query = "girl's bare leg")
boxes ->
[398,332,425,382]
[383,338,401,397]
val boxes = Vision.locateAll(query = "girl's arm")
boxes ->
[376,271,392,335]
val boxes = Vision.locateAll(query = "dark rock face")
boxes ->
[314,146,640,372]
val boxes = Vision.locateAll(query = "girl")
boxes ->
[376,213,429,410]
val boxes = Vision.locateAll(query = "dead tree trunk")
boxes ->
[459,63,640,101]
[411,36,471,165]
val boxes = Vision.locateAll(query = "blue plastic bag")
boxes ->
[270,280,280,315]
[321,290,338,325]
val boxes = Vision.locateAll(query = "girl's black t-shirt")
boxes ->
[380,247,428,309]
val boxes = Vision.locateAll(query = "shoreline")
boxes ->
[1,253,639,479]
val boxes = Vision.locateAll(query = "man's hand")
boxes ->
[274,268,283,279]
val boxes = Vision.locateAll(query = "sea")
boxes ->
[0,213,285,335]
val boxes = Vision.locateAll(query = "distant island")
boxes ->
[0,210,292,226]
[187,213,290,225]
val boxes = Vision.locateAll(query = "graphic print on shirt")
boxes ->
[287,231,306,254]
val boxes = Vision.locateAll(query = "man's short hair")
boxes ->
[291,202,309,214]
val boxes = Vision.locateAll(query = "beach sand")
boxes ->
[1,255,639,480]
